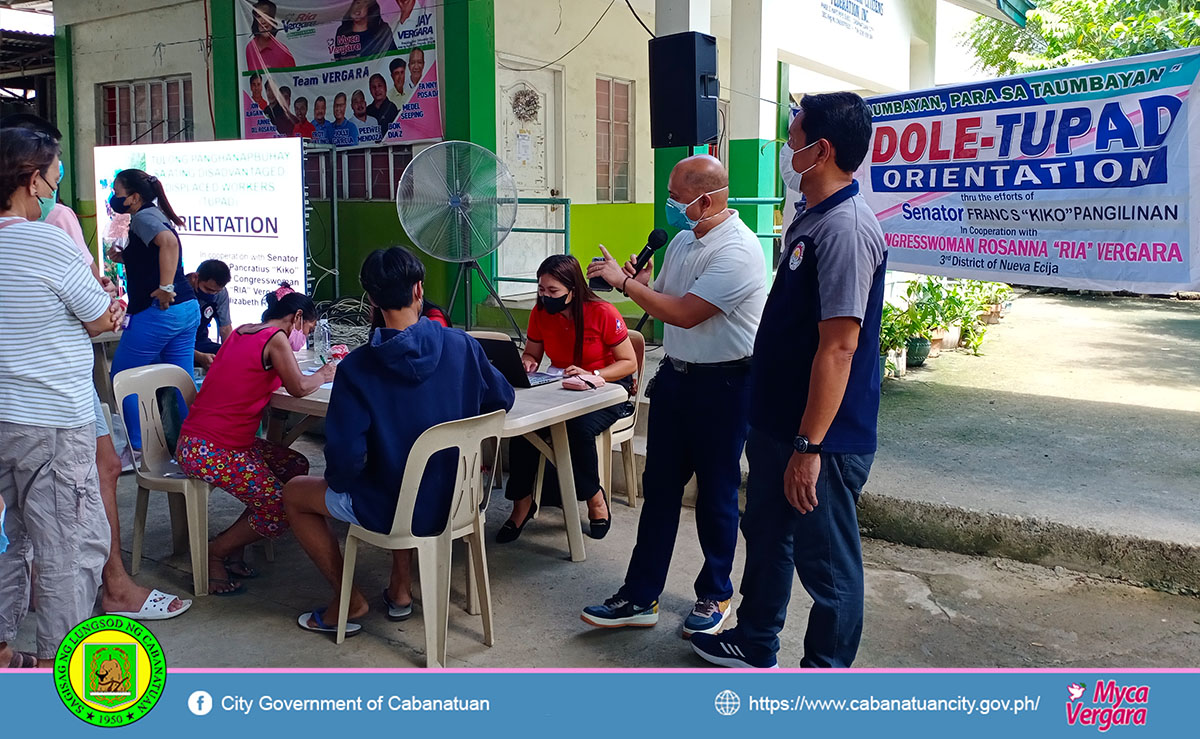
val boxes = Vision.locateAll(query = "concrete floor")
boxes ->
[13,459,1199,668]
[10,292,1200,667]
[873,293,1200,547]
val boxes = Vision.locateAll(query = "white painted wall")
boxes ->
[495,0,733,206]
[61,0,215,200]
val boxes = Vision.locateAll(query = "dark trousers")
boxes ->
[736,427,873,668]
[618,362,750,606]
[505,403,630,504]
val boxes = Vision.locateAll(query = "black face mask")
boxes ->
[109,193,132,215]
[540,293,570,315]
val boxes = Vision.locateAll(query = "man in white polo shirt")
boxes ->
[584,154,767,640]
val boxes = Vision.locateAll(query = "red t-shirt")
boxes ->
[527,299,628,372]
[294,120,315,138]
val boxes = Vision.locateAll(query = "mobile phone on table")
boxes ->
[588,256,613,292]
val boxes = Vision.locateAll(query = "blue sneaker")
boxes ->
[581,595,659,628]
[682,598,731,638]
[691,628,779,669]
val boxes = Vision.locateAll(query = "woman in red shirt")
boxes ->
[177,286,335,594]
[498,255,637,543]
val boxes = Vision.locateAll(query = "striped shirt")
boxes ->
[0,217,112,428]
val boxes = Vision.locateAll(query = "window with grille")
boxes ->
[303,145,413,201]
[596,76,632,203]
[98,77,193,145]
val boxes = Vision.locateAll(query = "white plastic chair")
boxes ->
[335,410,507,668]
[112,364,215,598]
[599,330,646,508]
[466,330,515,343]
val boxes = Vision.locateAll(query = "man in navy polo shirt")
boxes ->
[692,92,886,669]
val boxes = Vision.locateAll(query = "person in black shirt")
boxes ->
[365,73,399,132]
[188,259,232,368]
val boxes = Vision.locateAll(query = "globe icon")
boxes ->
[714,689,741,716]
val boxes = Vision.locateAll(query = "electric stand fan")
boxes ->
[395,140,522,337]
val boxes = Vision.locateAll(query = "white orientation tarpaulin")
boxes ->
[94,138,308,327]
[858,48,1200,292]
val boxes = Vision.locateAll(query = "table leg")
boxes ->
[550,421,586,562]
[265,408,290,444]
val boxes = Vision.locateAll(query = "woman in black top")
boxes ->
[107,169,200,450]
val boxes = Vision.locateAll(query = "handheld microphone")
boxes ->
[631,228,670,275]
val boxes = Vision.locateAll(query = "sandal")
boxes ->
[106,589,192,621]
[223,559,258,579]
[6,650,37,668]
[208,576,244,596]
[383,591,413,621]
[297,608,361,637]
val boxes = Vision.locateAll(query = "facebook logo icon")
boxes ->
[188,690,214,716]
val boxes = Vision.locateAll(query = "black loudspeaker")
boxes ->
[648,31,720,149]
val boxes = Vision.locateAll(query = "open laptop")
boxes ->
[476,337,560,389]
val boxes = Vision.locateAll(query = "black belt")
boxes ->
[665,356,752,374]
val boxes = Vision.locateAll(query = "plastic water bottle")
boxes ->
[314,318,332,360]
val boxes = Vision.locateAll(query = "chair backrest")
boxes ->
[627,329,645,389]
[467,330,514,344]
[112,364,197,473]
[387,410,507,538]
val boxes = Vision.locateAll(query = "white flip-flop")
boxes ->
[107,589,193,621]
[297,609,361,637]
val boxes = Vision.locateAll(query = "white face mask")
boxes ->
[780,140,819,191]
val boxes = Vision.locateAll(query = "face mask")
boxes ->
[37,173,56,222]
[109,193,131,215]
[540,293,570,315]
[780,140,819,191]
[288,329,307,352]
[665,186,728,231]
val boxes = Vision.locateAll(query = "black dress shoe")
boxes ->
[588,491,611,540]
[496,501,537,544]
[589,516,611,540]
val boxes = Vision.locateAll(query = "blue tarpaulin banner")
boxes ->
[859,48,1200,292]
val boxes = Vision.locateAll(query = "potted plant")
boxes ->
[905,277,952,357]
[879,302,908,377]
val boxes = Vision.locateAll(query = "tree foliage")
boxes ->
[967,0,1200,76]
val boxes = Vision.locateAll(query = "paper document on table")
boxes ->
[301,367,334,389]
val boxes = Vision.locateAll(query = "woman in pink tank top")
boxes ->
[178,286,336,594]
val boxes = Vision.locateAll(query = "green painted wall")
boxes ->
[728,137,777,268]
[209,0,240,140]
[440,0,497,326]
[54,26,76,209]
[568,202,654,266]
[308,200,453,305]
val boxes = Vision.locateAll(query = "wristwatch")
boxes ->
[158,284,176,294]
[793,435,822,454]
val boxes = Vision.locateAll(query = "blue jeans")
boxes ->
[735,427,873,668]
[618,361,750,606]
[110,300,201,449]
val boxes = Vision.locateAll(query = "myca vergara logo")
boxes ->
[54,615,167,728]
[1065,679,1149,732]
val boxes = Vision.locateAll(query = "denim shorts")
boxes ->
[92,389,110,438]
[325,488,361,526]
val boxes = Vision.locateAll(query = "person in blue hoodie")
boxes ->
[284,246,515,636]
